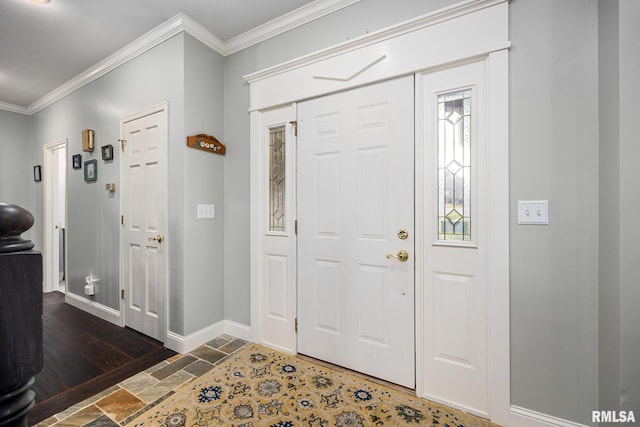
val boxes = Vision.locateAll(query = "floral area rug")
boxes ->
[128,343,491,427]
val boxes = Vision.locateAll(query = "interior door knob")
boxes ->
[386,250,409,262]
[148,234,164,243]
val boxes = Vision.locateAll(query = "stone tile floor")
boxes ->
[33,335,248,427]
[33,335,496,427]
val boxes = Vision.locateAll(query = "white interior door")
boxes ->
[297,76,415,388]
[43,139,67,294]
[418,60,489,415]
[121,105,167,342]
[54,147,66,287]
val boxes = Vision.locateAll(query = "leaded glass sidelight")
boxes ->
[438,90,471,241]
[269,125,286,232]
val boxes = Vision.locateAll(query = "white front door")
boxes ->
[121,105,168,342]
[297,76,415,388]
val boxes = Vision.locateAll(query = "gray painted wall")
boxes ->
[0,110,32,228]
[619,0,640,415]
[599,0,640,416]
[14,30,227,336]
[598,0,621,413]
[30,33,185,312]
[182,33,226,334]
[509,1,599,424]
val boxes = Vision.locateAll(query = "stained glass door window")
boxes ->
[437,90,471,241]
[269,125,286,232]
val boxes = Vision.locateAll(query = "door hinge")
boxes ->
[295,317,298,333]
[289,120,298,137]
[121,289,125,299]
[119,139,127,152]
[294,220,298,235]
[121,215,124,225]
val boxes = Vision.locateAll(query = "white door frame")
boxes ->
[118,101,169,343]
[247,0,510,424]
[43,138,67,294]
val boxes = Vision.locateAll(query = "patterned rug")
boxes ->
[127,343,491,427]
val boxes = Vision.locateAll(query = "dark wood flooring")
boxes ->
[29,292,175,425]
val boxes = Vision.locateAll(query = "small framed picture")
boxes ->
[33,165,42,182]
[84,159,97,182]
[101,144,113,161]
[72,154,82,170]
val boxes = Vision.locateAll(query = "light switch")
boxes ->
[518,200,548,225]
[197,204,215,219]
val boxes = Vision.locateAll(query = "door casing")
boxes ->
[248,1,510,424]
[43,138,67,294]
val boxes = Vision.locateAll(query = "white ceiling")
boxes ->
[0,0,351,112]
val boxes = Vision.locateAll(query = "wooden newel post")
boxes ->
[0,203,43,427]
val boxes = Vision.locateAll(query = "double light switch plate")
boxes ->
[518,200,549,225]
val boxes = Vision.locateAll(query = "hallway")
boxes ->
[30,292,175,424]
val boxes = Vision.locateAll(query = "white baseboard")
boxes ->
[166,321,226,353]
[224,320,252,342]
[65,292,122,326]
[166,320,252,354]
[60,295,252,355]
[511,406,589,427]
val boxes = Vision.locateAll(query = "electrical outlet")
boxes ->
[518,200,549,225]
[197,204,215,219]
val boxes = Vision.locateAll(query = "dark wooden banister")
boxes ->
[0,203,43,427]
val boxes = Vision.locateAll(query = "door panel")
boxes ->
[253,106,298,353]
[122,108,167,342]
[420,61,488,414]
[297,76,415,388]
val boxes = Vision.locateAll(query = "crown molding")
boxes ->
[245,0,506,83]
[223,0,362,56]
[25,14,185,115]
[0,101,29,115]
[0,0,401,115]
[180,13,226,55]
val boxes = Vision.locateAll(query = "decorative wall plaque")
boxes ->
[82,129,95,152]
[187,134,226,155]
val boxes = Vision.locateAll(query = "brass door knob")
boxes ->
[386,250,409,262]
[148,234,164,243]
